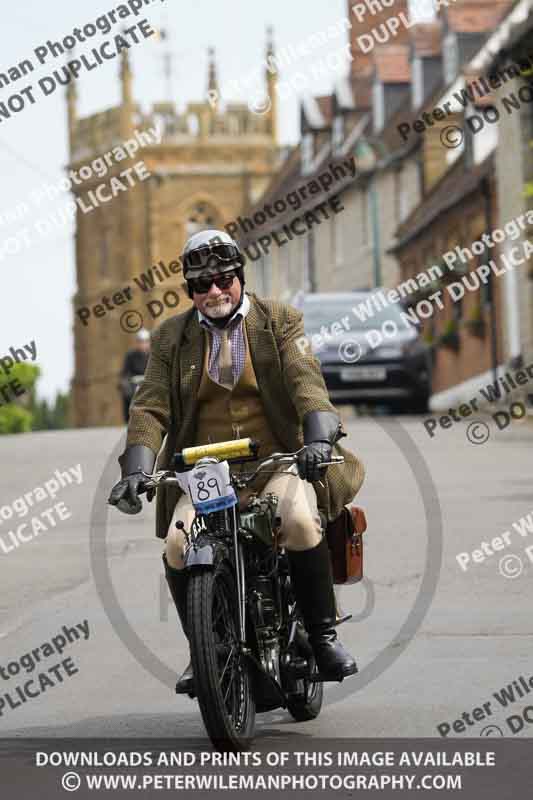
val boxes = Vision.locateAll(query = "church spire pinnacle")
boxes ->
[66,52,78,156]
[120,45,134,138]
[207,46,219,111]
[265,26,278,143]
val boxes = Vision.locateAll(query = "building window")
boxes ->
[186,202,218,235]
[443,33,458,85]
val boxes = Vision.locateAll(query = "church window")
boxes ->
[186,202,218,235]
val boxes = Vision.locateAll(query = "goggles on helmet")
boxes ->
[183,242,242,271]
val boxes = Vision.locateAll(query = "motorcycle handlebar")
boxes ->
[137,451,344,492]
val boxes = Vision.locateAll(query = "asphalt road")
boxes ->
[1,408,532,742]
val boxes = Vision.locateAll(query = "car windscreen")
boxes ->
[302,297,411,333]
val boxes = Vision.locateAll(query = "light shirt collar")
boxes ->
[197,292,250,329]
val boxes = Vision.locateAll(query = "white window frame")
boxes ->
[373,82,385,133]
[443,33,459,86]
[412,56,424,110]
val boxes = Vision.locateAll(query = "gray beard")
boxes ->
[204,289,244,328]
[203,296,234,318]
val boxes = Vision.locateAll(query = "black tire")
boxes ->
[188,560,256,752]
[286,655,324,722]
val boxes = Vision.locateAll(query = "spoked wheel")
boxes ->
[187,560,255,751]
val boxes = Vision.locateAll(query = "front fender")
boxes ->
[183,536,229,571]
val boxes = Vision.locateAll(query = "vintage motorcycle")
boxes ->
[138,436,353,752]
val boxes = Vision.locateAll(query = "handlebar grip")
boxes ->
[318,456,344,469]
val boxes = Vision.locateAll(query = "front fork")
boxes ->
[231,503,247,645]
[181,506,246,645]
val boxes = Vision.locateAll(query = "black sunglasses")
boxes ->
[184,243,241,270]
[189,272,237,294]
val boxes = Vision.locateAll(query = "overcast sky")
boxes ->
[0,0,432,401]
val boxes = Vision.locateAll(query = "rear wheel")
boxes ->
[286,653,323,721]
[282,587,324,723]
[188,560,256,752]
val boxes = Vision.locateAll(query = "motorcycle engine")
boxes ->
[249,575,281,683]
[250,576,277,630]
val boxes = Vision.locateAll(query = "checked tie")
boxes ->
[217,328,233,389]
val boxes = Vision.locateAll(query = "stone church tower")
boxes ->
[69,36,279,427]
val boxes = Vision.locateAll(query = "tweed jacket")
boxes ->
[123,292,365,539]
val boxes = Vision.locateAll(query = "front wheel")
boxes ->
[188,560,256,752]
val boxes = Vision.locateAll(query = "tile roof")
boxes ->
[239,143,361,242]
[445,1,515,34]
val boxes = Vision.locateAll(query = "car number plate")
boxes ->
[340,367,387,382]
[186,461,237,512]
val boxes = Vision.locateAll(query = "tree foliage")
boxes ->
[0,362,70,434]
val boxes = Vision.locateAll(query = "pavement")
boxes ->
[1,408,532,742]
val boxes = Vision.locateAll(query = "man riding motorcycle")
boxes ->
[109,230,365,697]
[119,328,150,423]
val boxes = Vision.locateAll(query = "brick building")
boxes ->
[239,0,527,411]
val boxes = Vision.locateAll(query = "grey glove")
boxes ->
[108,473,148,514]
[297,411,344,483]
[108,445,156,515]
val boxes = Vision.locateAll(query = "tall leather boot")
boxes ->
[287,537,358,680]
[163,554,195,697]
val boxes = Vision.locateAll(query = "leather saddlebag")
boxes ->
[325,505,367,585]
